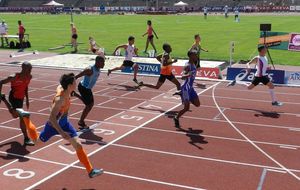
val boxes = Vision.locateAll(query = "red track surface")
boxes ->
[0,64,299,190]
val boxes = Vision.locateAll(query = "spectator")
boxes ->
[0,20,9,47]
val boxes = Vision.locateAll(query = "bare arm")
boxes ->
[156,54,162,62]
[181,65,191,80]
[25,86,29,109]
[247,57,258,68]
[142,32,148,37]
[75,68,93,79]
[113,44,127,55]
[200,47,208,52]
[152,29,158,39]
[162,54,177,66]
[0,75,16,94]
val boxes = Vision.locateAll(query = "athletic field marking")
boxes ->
[257,168,268,190]
[213,107,226,120]
[27,87,300,116]
[207,94,300,105]
[140,127,300,149]
[1,118,18,125]
[97,98,117,106]
[0,125,21,131]
[212,84,300,181]
[0,151,205,190]
[111,144,300,173]
[41,83,58,89]
[279,145,297,150]
[23,83,220,190]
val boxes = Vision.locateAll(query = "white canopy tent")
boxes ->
[174,1,188,6]
[43,0,64,6]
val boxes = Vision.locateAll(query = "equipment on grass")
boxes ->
[260,23,275,69]
[9,50,39,58]
[48,42,84,51]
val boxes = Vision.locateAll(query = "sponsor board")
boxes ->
[121,63,160,75]
[259,32,290,50]
[288,33,300,51]
[226,68,285,84]
[285,71,300,85]
[172,66,221,79]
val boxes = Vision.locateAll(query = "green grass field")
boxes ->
[1,13,300,65]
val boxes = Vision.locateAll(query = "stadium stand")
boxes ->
[1,0,300,8]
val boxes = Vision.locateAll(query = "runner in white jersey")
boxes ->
[227,46,283,106]
[108,36,140,84]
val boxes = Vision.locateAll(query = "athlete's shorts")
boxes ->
[181,86,198,103]
[122,60,135,67]
[92,48,97,53]
[72,34,78,40]
[158,74,175,83]
[9,91,24,109]
[148,35,154,40]
[204,13,207,16]
[78,82,94,106]
[19,34,24,40]
[252,76,270,86]
[39,115,78,142]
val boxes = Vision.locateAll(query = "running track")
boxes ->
[0,64,299,190]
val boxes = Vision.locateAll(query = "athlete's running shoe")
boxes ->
[226,80,236,87]
[16,108,30,118]
[89,168,104,178]
[272,101,283,107]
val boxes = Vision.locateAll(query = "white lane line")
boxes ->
[1,118,18,125]
[0,151,205,190]
[42,83,58,89]
[38,107,50,113]
[25,86,300,113]
[257,168,268,190]
[40,94,54,99]
[212,84,300,181]
[266,169,287,174]
[289,128,300,132]
[213,107,226,120]
[279,146,298,150]
[0,125,21,131]
[141,126,300,149]
[206,94,300,105]
[23,82,220,190]
[97,98,117,106]
[112,143,300,173]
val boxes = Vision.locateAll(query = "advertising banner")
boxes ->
[226,68,285,84]
[285,71,300,85]
[288,33,300,51]
[172,66,221,79]
[121,63,160,75]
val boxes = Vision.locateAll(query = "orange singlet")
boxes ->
[11,74,31,99]
[160,52,173,76]
[53,86,70,116]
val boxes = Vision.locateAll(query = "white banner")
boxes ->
[285,71,300,85]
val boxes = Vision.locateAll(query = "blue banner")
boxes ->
[122,63,160,75]
[226,68,285,84]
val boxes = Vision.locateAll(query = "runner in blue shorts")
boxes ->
[38,73,103,178]
[174,50,200,128]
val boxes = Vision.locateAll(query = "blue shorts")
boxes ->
[39,115,78,142]
[181,86,198,103]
